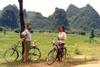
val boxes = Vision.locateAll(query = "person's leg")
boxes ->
[60,43,64,61]
[22,41,26,62]
[58,43,64,62]
[26,41,30,61]
[56,44,61,62]
[60,43,64,58]
[23,50,27,62]
[23,41,30,62]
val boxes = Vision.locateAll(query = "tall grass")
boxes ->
[0,32,100,64]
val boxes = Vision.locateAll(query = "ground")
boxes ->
[1,55,100,67]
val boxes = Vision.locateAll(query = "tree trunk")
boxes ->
[18,0,25,33]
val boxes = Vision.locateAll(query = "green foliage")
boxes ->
[90,30,95,38]
[49,8,69,30]
[0,27,3,31]
[14,28,20,33]
[0,4,100,36]
[0,26,7,31]
[0,32,100,65]
[66,4,80,18]
[66,4,100,33]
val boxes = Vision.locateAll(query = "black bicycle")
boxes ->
[46,42,67,65]
[3,41,41,62]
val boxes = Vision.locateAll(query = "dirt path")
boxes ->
[71,55,100,67]
[17,60,100,67]
[1,55,100,67]
[18,61,71,67]
[72,61,100,67]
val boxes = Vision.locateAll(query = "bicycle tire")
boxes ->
[63,47,67,59]
[46,48,57,65]
[4,48,19,62]
[29,47,41,62]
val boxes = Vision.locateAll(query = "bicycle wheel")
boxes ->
[46,48,57,65]
[63,48,67,59]
[4,48,18,62]
[29,47,41,62]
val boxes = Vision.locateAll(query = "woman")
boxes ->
[56,26,66,62]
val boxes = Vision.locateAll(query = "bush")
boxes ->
[75,48,82,55]
[14,28,20,33]
[79,32,86,35]
[0,27,3,31]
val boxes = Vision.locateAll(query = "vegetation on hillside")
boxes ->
[0,4,100,36]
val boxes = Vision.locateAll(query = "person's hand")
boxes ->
[52,40,55,43]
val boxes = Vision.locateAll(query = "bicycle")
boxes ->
[46,42,67,65]
[3,41,41,62]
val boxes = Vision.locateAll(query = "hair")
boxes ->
[27,23,32,28]
[59,26,65,32]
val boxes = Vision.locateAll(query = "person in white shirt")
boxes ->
[56,26,66,62]
[21,23,32,62]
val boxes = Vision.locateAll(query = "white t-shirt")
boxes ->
[58,32,66,43]
[22,29,32,41]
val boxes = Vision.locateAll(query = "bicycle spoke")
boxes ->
[29,47,41,61]
[4,49,18,62]
[46,49,57,65]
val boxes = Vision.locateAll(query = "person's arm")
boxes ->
[21,31,27,40]
[21,33,25,38]
[64,33,66,40]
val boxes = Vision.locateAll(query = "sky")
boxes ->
[0,0,100,17]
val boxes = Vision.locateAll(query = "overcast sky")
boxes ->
[0,0,99,17]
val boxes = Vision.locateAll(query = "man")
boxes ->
[21,23,32,62]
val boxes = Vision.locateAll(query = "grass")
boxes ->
[0,31,100,67]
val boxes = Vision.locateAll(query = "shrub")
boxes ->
[0,27,3,31]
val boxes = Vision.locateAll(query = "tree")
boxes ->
[90,29,95,38]
[18,0,25,33]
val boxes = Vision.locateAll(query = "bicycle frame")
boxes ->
[11,41,22,55]
[53,43,67,58]
[11,41,39,55]
[4,41,41,62]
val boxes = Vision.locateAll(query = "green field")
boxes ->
[0,32,100,67]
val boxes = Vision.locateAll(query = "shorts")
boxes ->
[22,40,31,52]
[58,43,64,49]
[56,43,65,58]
